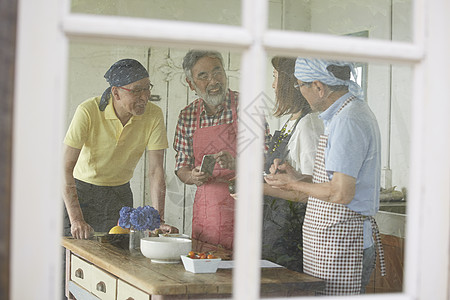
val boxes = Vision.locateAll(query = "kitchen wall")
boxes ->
[71,0,242,25]
[66,0,412,234]
[306,0,412,192]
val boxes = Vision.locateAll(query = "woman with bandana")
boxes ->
[62,59,177,240]
[265,58,385,295]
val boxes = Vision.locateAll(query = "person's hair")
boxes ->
[272,56,311,117]
[326,64,351,91]
[182,50,225,81]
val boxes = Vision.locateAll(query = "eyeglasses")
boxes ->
[196,70,225,82]
[294,82,310,90]
[118,83,153,96]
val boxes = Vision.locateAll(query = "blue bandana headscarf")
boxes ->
[294,58,364,99]
[99,59,149,111]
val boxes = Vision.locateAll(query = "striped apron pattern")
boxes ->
[302,96,386,295]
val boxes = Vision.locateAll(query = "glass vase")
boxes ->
[129,229,146,252]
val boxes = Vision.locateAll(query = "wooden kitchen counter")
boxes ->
[62,236,324,298]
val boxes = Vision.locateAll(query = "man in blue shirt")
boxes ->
[265,58,385,295]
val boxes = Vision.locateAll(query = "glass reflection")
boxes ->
[65,41,410,297]
[261,54,410,296]
[268,0,413,42]
[71,0,242,26]
[64,43,242,298]
[67,42,241,234]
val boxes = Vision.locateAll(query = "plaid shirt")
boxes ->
[173,89,270,171]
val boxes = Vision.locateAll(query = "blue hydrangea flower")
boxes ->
[142,206,161,230]
[118,205,160,231]
[118,206,133,228]
[129,207,149,231]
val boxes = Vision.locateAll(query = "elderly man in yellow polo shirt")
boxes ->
[62,58,177,240]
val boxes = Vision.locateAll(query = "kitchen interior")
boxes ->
[65,0,411,297]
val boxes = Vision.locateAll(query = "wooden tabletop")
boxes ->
[62,236,324,297]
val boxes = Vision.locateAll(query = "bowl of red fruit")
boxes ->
[181,251,221,273]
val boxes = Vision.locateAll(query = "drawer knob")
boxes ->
[74,268,84,279]
[126,298,135,300]
[96,281,107,293]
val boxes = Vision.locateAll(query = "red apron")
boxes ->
[192,94,237,250]
[302,96,385,295]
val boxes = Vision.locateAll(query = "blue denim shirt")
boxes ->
[319,93,381,248]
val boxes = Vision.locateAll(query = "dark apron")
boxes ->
[63,179,133,235]
[262,111,308,272]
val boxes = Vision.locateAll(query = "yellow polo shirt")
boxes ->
[64,96,168,186]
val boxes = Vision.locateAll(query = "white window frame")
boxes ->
[10,0,450,299]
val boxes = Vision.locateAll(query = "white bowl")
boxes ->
[180,255,222,273]
[159,233,190,239]
[140,237,192,263]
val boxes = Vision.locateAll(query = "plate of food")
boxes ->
[181,251,221,273]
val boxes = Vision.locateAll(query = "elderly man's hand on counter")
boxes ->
[70,219,94,239]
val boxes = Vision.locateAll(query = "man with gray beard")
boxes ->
[173,50,269,249]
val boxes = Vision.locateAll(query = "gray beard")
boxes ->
[202,93,226,107]
[194,85,227,107]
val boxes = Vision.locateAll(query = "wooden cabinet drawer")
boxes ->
[91,264,117,300]
[117,279,150,300]
[70,254,92,292]
[69,251,148,300]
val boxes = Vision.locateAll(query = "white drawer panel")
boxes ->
[117,279,150,300]
[71,254,92,292]
[91,265,117,300]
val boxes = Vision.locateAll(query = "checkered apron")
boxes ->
[302,96,386,295]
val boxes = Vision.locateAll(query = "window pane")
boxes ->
[261,54,411,296]
[64,42,241,298]
[66,41,240,229]
[70,0,241,26]
[64,41,410,297]
[268,0,413,42]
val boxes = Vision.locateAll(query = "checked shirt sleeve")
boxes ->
[173,107,196,171]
